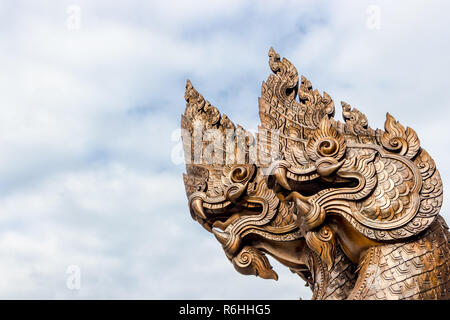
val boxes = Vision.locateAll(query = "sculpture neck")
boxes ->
[251,238,358,300]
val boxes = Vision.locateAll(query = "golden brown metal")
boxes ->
[181,48,449,300]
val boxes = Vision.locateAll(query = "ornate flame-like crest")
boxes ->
[181,48,449,300]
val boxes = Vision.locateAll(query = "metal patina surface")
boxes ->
[181,48,449,300]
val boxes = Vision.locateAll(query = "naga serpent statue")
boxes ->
[180,48,449,300]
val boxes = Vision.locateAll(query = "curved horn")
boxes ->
[191,198,206,220]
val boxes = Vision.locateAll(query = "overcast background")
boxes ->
[0,0,449,299]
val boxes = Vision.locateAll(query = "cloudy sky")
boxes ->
[0,0,449,299]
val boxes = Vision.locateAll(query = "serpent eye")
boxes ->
[230,166,249,183]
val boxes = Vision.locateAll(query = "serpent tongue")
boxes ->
[211,214,241,231]
[232,246,278,281]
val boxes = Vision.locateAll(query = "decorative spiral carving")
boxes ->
[306,117,346,162]
[232,246,278,280]
[317,138,340,158]
[318,225,334,241]
[234,247,253,267]
[230,166,249,183]
[380,113,420,159]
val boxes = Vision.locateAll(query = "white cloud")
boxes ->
[0,163,310,299]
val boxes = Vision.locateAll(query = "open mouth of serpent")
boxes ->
[203,202,263,232]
